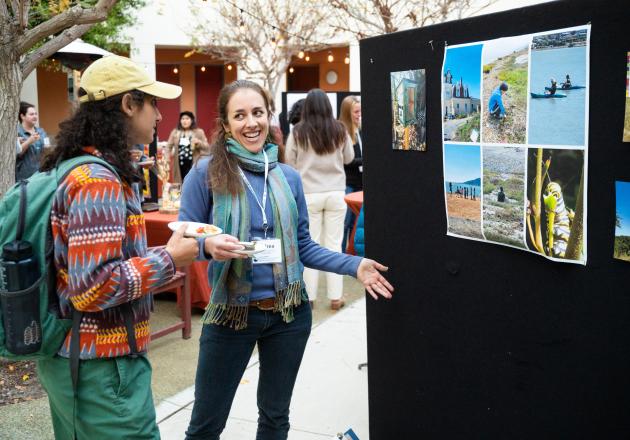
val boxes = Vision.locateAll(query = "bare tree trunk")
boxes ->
[0,36,22,197]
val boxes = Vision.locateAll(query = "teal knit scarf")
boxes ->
[202,139,305,329]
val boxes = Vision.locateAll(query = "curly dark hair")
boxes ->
[209,80,273,195]
[41,90,146,184]
[293,88,346,155]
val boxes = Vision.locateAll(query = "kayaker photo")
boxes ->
[563,74,572,89]
[546,78,557,96]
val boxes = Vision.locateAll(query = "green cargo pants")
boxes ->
[37,355,160,440]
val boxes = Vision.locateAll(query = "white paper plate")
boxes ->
[168,221,222,238]
[233,241,266,256]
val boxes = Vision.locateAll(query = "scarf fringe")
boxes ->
[201,281,305,330]
[274,281,304,323]
[201,303,249,330]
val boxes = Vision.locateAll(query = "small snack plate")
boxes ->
[168,221,222,238]
[233,241,266,256]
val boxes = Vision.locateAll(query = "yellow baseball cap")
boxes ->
[79,55,182,103]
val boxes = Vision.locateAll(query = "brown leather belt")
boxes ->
[249,297,275,311]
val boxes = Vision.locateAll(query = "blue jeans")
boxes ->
[342,185,357,252]
[185,302,312,440]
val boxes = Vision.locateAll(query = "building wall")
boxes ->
[288,46,350,92]
[36,65,72,138]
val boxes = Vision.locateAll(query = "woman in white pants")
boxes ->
[285,89,354,310]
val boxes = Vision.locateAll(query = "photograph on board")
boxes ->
[443,44,482,143]
[482,35,530,144]
[614,181,630,262]
[525,147,585,262]
[528,28,588,146]
[444,144,482,238]
[482,146,527,248]
[391,69,427,151]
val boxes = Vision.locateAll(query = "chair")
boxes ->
[150,267,192,341]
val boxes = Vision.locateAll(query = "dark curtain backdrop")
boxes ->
[360,0,630,438]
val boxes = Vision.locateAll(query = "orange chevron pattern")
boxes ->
[52,150,176,360]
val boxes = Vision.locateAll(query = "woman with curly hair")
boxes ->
[38,55,198,439]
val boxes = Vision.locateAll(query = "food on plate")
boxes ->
[195,224,221,235]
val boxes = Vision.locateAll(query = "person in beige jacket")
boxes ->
[285,89,354,310]
[163,111,210,183]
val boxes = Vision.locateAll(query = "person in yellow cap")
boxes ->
[37,55,199,439]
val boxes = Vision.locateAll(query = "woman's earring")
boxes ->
[224,131,232,140]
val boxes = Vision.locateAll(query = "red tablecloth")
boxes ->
[343,191,364,255]
[143,211,211,309]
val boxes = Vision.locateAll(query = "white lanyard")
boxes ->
[238,150,269,238]
[357,130,362,153]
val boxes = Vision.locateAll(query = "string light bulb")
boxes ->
[289,67,294,73]
[200,66,206,72]
[298,50,305,59]
[227,64,233,71]
[327,51,334,62]
[173,67,178,74]
[304,54,310,62]
[344,54,350,64]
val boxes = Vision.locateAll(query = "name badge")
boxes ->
[179,137,191,146]
[253,239,282,265]
[43,137,51,147]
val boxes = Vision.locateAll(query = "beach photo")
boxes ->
[391,69,427,151]
[525,147,585,262]
[482,35,530,144]
[443,44,482,143]
[444,144,482,238]
[624,52,630,142]
[482,146,527,248]
[614,181,630,262]
[528,28,588,146]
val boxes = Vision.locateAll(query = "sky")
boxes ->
[616,181,630,236]
[482,34,532,64]
[444,44,482,99]
[444,144,481,183]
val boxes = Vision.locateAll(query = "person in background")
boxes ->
[130,144,154,200]
[546,78,557,96]
[179,79,393,440]
[37,55,198,439]
[265,91,285,162]
[16,101,50,180]
[163,111,209,183]
[285,89,355,310]
[488,82,508,119]
[339,95,363,252]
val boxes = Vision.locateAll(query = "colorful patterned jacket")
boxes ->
[51,149,175,359]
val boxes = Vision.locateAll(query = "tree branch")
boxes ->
[19,0,30,29]
[16,0,117,55]
[20,22,93,77]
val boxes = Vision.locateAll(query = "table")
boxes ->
[143,211,211,309]
[343,191,364,256]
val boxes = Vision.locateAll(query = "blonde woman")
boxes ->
[339,95,362,251]
[285,89,355,309]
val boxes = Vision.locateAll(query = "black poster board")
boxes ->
[359,0,630,438]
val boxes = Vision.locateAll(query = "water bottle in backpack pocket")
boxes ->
[0,240,43,355]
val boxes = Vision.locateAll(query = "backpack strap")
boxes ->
[56,156,136,396]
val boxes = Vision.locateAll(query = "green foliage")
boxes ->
[28,0,145,54]
[498,68,528,98]
[614,236,630,261]
[456,112,480,141]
